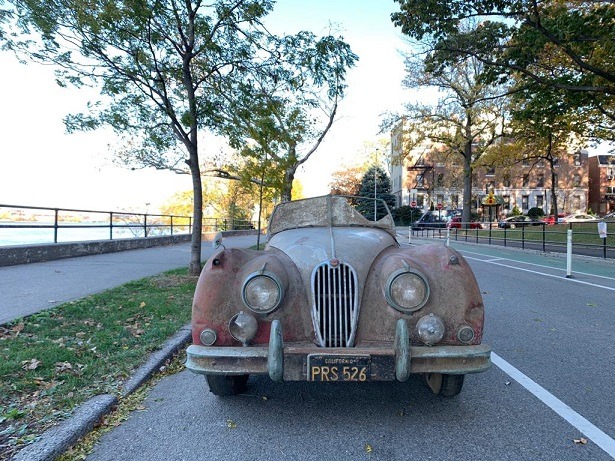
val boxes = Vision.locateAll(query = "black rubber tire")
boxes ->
[426,373,465,397]
[205,374,249,396]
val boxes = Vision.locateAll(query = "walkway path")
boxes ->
[0,235,261,325]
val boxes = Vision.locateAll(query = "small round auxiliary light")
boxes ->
[457,325,475,344]
[229,311,258,346]
[199,328,217,346]
[416,314,445,346]
[330,258,340,268]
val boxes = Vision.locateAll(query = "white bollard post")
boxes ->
[408,226,412,244]
[565,229,573,278]
[445,227,450,247]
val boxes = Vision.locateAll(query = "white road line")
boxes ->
[464,256,615,292]
[459,248,615,281]
[492,352,615,459]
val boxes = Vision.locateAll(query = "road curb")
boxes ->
[11,324,192,461]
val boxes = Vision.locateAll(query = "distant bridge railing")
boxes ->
[0,204,261,247]
[0,204,192,246]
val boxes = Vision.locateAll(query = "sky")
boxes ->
[0,0,409,213]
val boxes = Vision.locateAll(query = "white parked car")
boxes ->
[561,214,599,223]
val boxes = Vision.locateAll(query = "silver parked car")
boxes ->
[186,195,491,397]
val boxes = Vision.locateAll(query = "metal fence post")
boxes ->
[566,229,574,278]
[53,209,59,243]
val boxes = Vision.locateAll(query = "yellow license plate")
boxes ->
[307,354,371,382]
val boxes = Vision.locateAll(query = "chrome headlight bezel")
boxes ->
[241,271,284,314]
[385,267,430,313]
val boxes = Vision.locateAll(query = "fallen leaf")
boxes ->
[574,438,587,445]
[22,358,41,370]
[12,323,25,334]
[226,419,237,429]
[139,301,146,308]
[55,361,73,372]
[365,444,373,454]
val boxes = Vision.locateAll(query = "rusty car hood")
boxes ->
[266,227,398,292]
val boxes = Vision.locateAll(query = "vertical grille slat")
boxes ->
[312,262,359,348]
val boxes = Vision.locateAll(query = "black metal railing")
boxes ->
[0,204,192,246]
[410,221,614,259]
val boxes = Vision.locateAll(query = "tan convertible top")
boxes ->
[267,195,396,238]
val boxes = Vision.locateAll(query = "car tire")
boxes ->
[205,374,249,396]
[426,373,464,397]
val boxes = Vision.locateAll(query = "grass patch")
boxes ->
[0,268,197,459]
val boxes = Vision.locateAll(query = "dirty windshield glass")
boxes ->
[268,195,396,237]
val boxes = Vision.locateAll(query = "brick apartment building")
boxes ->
[389,123,592,217]
[588,154,615,215]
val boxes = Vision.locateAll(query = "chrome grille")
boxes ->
[311,261,359,347]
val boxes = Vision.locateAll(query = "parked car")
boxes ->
[560,213,599,223]
[186,195,491,397]
[447,217,484,229]
[498,215,544,229]
[413,210,453,229]
[543,213,566,225]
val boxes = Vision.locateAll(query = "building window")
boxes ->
[573,174,581,187]
[574,152,582,166]
[573,195,581,210]
[536,195,544,208]
[416,174,424,187]
[452,194,459,209]
[537,174,544,187]
[522,158,530,167]
[437,173,444,186]
[502,174,511,188]
[486,166,495,176]
[503,195,510,210]
[522,175,530,187]
[522,195,529,210]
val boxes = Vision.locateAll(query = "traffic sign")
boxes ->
[411,201,417,207]
[436,203,443,210]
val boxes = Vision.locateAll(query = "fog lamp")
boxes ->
[416,314,445,346]
[229,311,258,345]
[199,328,217,346]
[457,326,475,344]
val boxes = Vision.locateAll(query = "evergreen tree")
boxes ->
[356,166,396,220]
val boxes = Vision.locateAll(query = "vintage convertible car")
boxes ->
[186,196,491,397]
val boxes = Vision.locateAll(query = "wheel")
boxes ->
[426,373,465,397]
[205,374,249,396]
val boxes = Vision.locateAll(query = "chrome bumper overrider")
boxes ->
[185,319,492,381]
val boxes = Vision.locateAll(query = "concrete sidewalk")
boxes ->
[0,234,261,325]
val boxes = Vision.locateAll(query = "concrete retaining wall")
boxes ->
[0,234,192,267]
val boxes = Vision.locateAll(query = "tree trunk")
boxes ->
[187,143,203,276]
[280,166,296,202]
[461,114,474,227]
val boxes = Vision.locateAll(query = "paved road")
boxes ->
[0,234,261,325]
[83,237,615,461]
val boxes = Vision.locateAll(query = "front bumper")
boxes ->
[186,320,491,382]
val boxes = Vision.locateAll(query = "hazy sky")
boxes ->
[0,1,409,212]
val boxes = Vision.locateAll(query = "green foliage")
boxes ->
[356,166,396,220]
[527,207,545,219]
[392,206,422,225]
[391,0,615,142]
[511,206,522,216]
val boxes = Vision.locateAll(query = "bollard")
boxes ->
[565,229,574,278]
[445,227,450,247]
[408,226,412,244]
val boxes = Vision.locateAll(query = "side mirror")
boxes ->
[212,232,224,249]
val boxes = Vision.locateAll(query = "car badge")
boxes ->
[329,258,340,267]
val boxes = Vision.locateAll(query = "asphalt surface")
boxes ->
[3,234,261,461]
[6,232,614,460]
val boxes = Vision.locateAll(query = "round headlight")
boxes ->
[416,314,445,346]
[385,268,430,313]
[242,273,284,314]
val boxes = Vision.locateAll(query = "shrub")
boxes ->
[527,207,545,218]
[393,206,422,225]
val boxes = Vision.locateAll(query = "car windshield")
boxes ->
[268,195,396,238]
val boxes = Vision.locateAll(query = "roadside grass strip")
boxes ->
[0,269,196,459]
